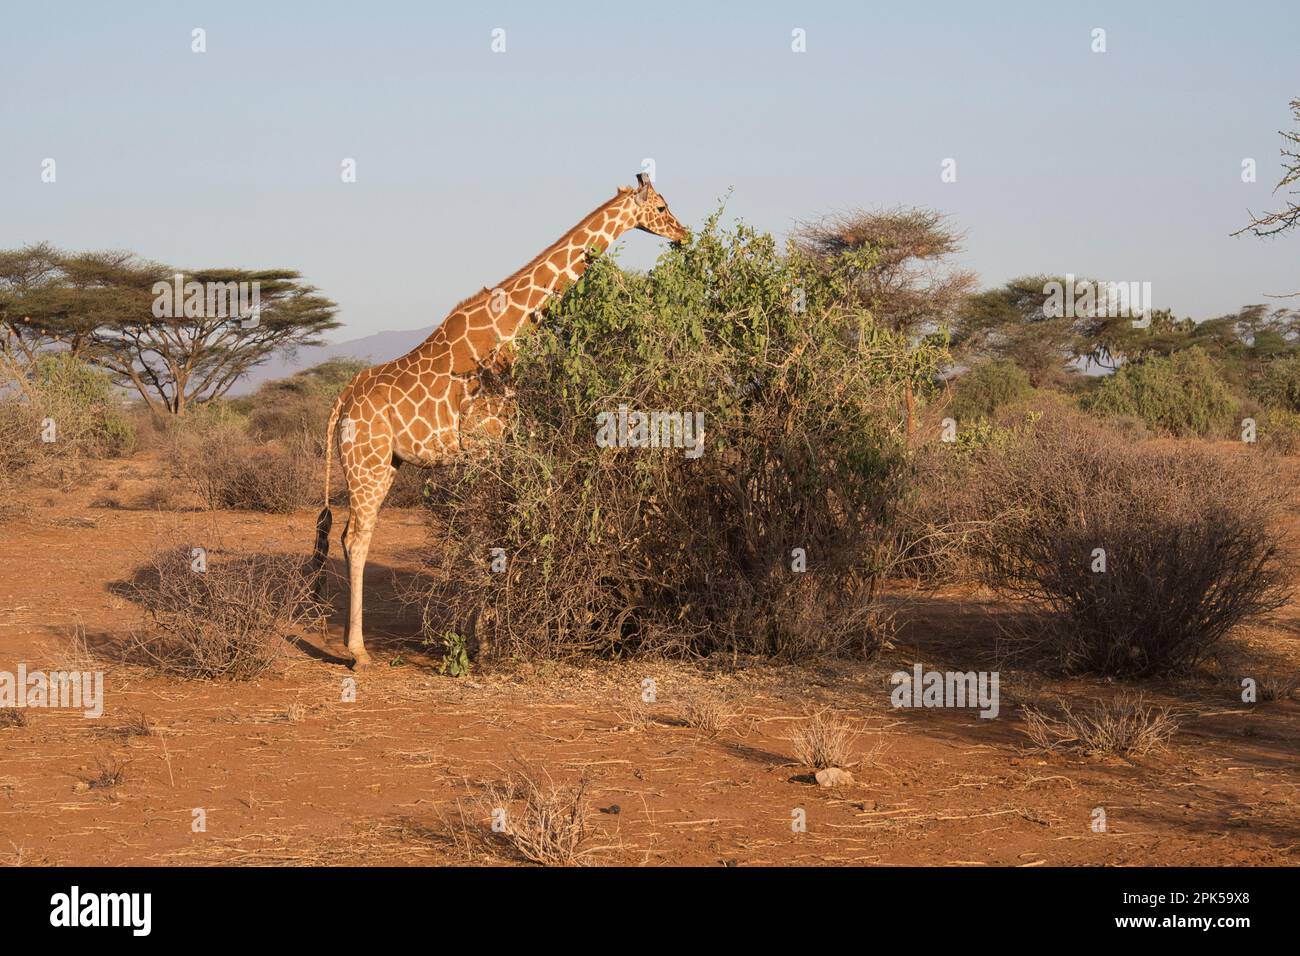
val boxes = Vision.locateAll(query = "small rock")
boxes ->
[601,804,621,815]
[72,781,89,793]
[815,767,854,788]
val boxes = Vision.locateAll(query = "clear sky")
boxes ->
[2,0,1297,339]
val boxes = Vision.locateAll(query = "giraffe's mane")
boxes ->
[442,187,634,316]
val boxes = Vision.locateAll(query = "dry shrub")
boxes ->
[1259,408,1300,456]
[892,440,987,586]
[122,545,320,680]
[0,709,27,729]
[242,358,368,443]
[138,479,190,511]
[469,763,594,866]
[123,404,172,453]
[0,396,43,475]
[620,698,655,732]
[676,692,735,737]
[968,412,1291,676]
[893,395,1071,587]
[789,707,860,769]
[171,422,319,513]
[1021,693,1179,756]
[121,711,156,738]
[92,711,156,742]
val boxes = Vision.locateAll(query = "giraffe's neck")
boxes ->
[426,191,637,353]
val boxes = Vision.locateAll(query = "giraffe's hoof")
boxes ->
[349,654,373,671]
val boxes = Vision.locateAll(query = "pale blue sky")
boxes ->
[2,0,1297,339]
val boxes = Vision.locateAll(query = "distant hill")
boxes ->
[230,324,435,394]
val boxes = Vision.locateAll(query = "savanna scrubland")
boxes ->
[1,202,1298,866]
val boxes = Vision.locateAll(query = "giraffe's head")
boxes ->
[628,173,689,244]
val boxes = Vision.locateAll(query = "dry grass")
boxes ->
[138,480,189,512]
[790,707,860,769]
[619,698,656,732]
[1021,693,1180,757]
[86,754,129,790]
[676,692,736,737]
[0,709,27,729]
[92,711,155,741]
[122,712,155,738]
[1257,674,1300,702]
[459,762,596,866]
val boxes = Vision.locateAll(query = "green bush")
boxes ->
[30,352,136,457]
[1253,353,1300,413]
[1259,407,1300,454]
[1084,347,1236,437]
[0,352,134,513]
[422,214,947,662]
[947,360,1033,422]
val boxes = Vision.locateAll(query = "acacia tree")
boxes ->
[793,207,976,332]
[793,207,976,431]
[950,276,1083,387]
[0,245,339,414]
[95,267,339,415]
[0,243,139,362]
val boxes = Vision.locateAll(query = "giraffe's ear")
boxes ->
[635,172,652,190]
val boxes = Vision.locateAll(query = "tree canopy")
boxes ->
[0,243,339,414]
[792,206,976,338]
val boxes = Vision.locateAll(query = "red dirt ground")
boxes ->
[1,453,1297,866]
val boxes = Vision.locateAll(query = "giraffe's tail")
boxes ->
[309,396,344,592]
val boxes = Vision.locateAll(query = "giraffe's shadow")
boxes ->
[101,547,441,670]
[312,554,440,666]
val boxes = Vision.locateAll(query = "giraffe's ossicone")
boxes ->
[309,174,689,668]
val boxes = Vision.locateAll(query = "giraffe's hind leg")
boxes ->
[340,456,399,670]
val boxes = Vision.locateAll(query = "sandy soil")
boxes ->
[0,453,1297,866]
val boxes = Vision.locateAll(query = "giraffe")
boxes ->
[309,173,689,668]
